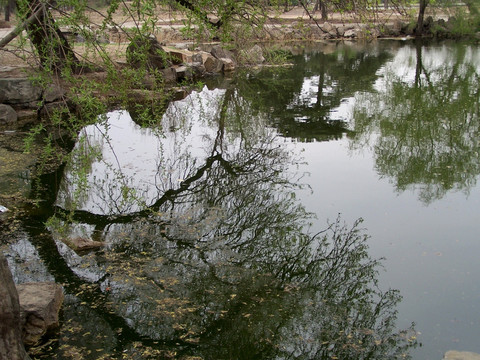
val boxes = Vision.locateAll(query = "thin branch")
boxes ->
[298,0,328,34]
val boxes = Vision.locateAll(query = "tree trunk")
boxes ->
[320,0,328,20]
[0,253,31,360]
[313,0,328,19]
[21,0,79,72]
[5,0,15,22]
[416,0,429,36]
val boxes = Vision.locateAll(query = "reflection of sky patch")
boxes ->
[294,116,309,123]
[288,76,337,109]
[56,86,285,216]
[330,97,355,122]
[57,88,228,215]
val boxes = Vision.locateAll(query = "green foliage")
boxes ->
[263,46,293,65]
[449,8,479,35]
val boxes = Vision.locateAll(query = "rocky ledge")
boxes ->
[0,42,263,125]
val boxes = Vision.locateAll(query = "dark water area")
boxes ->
[3,39,480,359]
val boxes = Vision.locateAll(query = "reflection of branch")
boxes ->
[54,153,224,226]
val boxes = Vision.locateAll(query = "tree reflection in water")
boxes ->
[352,40,480,204]
[43,84,418,359]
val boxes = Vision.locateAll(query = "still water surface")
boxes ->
[6,39,480,359]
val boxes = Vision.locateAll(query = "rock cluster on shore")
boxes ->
[0,41,265,124]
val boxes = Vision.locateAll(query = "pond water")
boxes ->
[4,39,480,359]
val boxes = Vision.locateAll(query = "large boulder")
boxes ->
[0,253,30,360]
[0,78,42,105]
[17,282,64,346]
[126,35,171,70]
[0,104,18,124]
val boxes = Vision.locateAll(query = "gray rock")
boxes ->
[43,83,65,103]
[203,54,223,73]
[95,34,110,44]
[211,45,236,66]
[219,58,236,72]
[446,16,457,31]
[75,34,86,43]
[126,35,171,70]
[444,350,480,360]
[0,78,43,105]
[392,20,404,34]
[239,44,265,65]
[337,25,346,37]
[160,67,177,83]
[191,52,204,63]
[344,29,357,38]
[0,253,30,360]
[190,62,206,78]
[17,282,64,346]
[175,65,193,80]
[0,104,17,124]
[321,22,334,33]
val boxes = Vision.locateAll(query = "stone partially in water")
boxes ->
[238,44,265,65]
[16,282,64,346]
[444,351,480,360]
[219,58,236,72]
[65,237,105,251]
